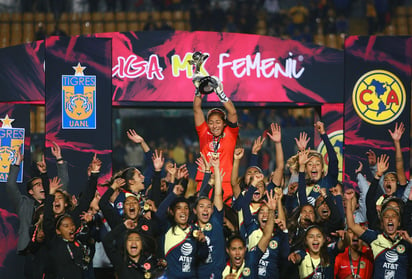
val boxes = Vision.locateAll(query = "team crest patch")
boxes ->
[352,70,406,125]
[62,63,96,129]
[242,267,251,276]
[360,261,366,269]
[0,115,24,182]
[396,244,405,254]
[204,223,212,231]
[313,185,320,193]
[269,240,278,249]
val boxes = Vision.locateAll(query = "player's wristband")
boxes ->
[215,89,228,103]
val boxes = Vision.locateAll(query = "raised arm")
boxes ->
[222,100,237,124]
[345,194,366,237]
[294,132,310,152]
[274,187,286,224]
[388,122,407,185]
[6,150,24,210]
[197,152,213,198]
[210,154,223,211]
[155,184,184,221]
[231,148,244,199]
[214,79,237,124]
[355,162,369,221]
[99,178,125,229]
[51,141,69,191]
[193,95,205,127]
[267,123,284,186]
[126,129,150,153]
[315,121,338,182]
[150,149,165,207]
[257,190,276,253]
[249,136,265,168]
[297,149,310,206]
[72,154,101,224]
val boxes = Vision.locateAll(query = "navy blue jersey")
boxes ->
[193,208,226,279]
[162,224,208,279]
[244,216,290,278]
[360,229,411,279]
[297,133,339,207]
[257,231,289,279]
[222,246,264,279]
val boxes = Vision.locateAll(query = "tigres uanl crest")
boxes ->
[0,115,24,182]
[62,63,96,129]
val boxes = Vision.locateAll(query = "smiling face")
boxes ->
[381,208,400,237]
[173,201,189,228]
[194,198,213,225]
[28,178,45,202]
[53,192,68,215]
[258,204,270,229]
[305,227,325,255]
[315,196,330,221]
[227,238,246,270]
[124,196,140,221]
[305,155,323,183]
[383,173,397,195]
[129,169,145,192]
[126,232,142,260]
[207,114,225,137]
[252,181,265,202]
[56,216,76,242]
[299,205,315,228]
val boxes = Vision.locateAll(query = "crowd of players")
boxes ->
[6,77,412,279]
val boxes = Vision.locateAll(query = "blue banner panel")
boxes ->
[0,104,30,279]
[343,36,411,187]
[45,36,112,196]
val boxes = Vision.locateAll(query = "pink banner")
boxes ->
[94,31,344,104]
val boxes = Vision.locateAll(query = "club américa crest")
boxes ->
[352,70,406,125]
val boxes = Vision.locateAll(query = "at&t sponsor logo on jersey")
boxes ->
[180,242,193,272]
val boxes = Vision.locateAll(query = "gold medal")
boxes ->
[144,272,151,279]
[193,230,199,237]
[143,203,150,211]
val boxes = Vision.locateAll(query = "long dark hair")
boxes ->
[304,225,330,267]
[123,229,142,261]
[169,196,190,235]
[101,167,139,192]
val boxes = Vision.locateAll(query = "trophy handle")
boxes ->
[189,52,209,74]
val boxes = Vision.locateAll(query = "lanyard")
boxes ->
[348,249,361,279]
[310,257,323,279]
[212,135,221,153]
